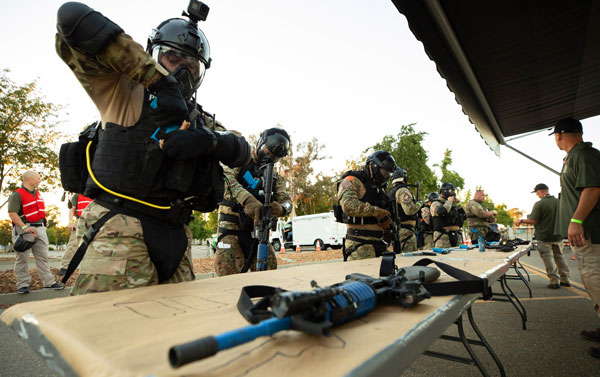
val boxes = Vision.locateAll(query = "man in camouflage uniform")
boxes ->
[430,183,464,248]
[388,167,421,252]
[214,128,292,275]
[336,151,395,261]
[465,189,497,245]
[55,2,250,294]
[419,192,439,250]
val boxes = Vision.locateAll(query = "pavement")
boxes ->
[1,246,599,376]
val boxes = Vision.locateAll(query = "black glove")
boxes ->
[212,132,252,168]
[162,127,217,161]
[149,75,189,128]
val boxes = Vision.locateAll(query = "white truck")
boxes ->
[269,212,346,250]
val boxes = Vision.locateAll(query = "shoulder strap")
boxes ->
[61,210,117,283]
[412,258,492,299]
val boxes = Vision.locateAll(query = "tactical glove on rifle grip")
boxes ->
[149,75,190,128]
[375,208,392,230]
[243,196,263,226]
[270,202,284,217]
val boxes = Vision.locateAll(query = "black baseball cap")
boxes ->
[531,183,549,193]
[549,117,583,135]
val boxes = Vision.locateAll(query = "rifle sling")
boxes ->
[237,285,280,324]
[412,258,492,299]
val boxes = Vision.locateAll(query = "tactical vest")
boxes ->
[387,184,418,222]
[334,169,389,225]
[83,90,223,214]
[75,194,93,217]
[235,160,278,202]
[431,199,459,230]
[15,188,46,224]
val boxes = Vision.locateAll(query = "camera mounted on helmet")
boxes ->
[391,167,407,185]
[147,1,212,101]
[366,151,396,186]
[439,182,456,198]
[256,127,290,164]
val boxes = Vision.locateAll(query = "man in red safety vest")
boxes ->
[7,171,64,294]
[58,193,93,277]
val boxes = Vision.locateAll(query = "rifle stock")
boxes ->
[255,163,274,271]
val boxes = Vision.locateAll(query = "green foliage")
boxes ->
[45,204,61,228]
[369,124,438,196]
[207,210,218,233]
[189,212,212,241]
[434,149,465,191]
[0,70,63,208]
[494,203,514,227]
[0,219,11,246]
[47,226,70,245]
[294,174,337,216]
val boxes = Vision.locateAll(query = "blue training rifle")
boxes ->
[168,266,435,368]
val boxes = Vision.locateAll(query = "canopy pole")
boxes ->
[503,144,560,176]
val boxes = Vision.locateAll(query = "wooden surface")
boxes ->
[0,246,530,377]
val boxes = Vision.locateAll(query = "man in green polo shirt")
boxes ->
[552,117,600,360]
[517,183,569,289]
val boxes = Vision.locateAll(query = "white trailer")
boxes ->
[290,212,346,250]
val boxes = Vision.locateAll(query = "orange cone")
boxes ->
[296,244,301,253]
[316,243,321,252]
[280,244,286,254]
[571,252,576,260]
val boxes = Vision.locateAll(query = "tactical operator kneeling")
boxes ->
[335,151,396,261]
[388,167,422,252]
[214,128,292,276]
[430,183,466,248]
[56,1,251,294]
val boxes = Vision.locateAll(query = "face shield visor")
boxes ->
[152,45,206,100]
[257,133,290,164]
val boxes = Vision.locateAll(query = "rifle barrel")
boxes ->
[169,317,292,367]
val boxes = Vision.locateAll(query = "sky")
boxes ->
[1,0,599,225]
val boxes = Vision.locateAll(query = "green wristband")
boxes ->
[570,218,583,224]
[21,225,28,230]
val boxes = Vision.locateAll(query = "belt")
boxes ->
[25,222,45,228]
[400,224,414,231]
[346,228,383,238]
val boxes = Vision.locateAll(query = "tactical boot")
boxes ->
[44,283,65,290]
[547,283,560,289]
[559,281,571,287]
[590,347,600,359]
[581,328,600,342]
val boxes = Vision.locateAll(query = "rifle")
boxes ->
[255,162,275,271]
[168,268,432,367]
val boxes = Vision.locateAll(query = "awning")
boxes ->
[391,0,600,156]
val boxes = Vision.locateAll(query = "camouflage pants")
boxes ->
[214,234,277,276]
[421,232,433,250]
[71,202,195,295]
[344,236,385,261]
[398,228,417,252]
[537,241,570,284]
[469,226,489,245]
[433,231,462,249]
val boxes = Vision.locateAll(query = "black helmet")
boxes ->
[13,233,35,252]
[391,167,407,185]
[366,151,396,186]
[147,13,211,100]
[256,127,290,164]
[427,192,440,202]
[439,182,456,198]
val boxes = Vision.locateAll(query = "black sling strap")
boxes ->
[412,258,492,299]
[61,210,117,283]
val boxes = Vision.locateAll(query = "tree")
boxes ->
[0,70,63,208]
[45,205,61,228]
[434,149,465,191]
[278,137,329,217]
[0,219,11,246]
[189,212,212,241]
[494,203,514,227]
[369,124,438,196]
